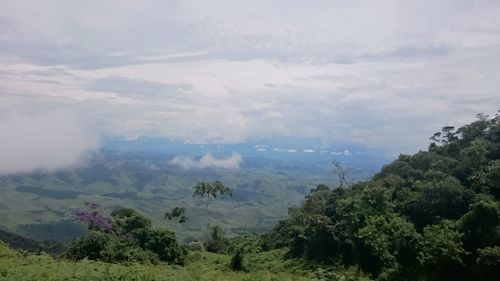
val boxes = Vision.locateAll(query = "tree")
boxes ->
[133,228,186,264]
[110,208,151,235]
[469,160,500,197]
[203,225,229,253]
[332,160,353,188]
[68,207,185,264]
[165,207,187,223]
[356,214,420,278]
[459,196,500,252]
[230,249,245,271]
[75,202,113,233]
[430,126,457,145]
[403,176,473,229]
[476,246,500,281]
[418,221,466,281]
[192,180,233,208]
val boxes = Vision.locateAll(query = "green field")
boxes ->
[0,242,368,281]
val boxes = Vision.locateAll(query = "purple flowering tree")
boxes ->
[75,202,113,233]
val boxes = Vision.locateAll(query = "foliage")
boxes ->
[263,112,500,280]
[475,246,500,280]
[0,245,371,281]
[65,230,114,261]
[2,111,500,281]
[356,214,420,277]
[192,180,233,208]
[75,202,113,233]
[418,220,466,280]
[0,228,65,255]
[227,233,262,254]
[230,249,245,271]
[165,207,187,223]
[111,208,151,235]
[66,207,185,264]
[133,228,186,265]
[203,225,229,253]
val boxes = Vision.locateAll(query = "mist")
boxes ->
[0,110,100,174]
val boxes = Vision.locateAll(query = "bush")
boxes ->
[476,246,500,281]
[227,233,261,254]
[203,225,228,253]
[65,231,113,261]
[133,228,186,264]
[67,208,186,265]
[230,249,245,271]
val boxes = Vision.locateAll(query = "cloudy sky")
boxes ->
[1,0,500,173]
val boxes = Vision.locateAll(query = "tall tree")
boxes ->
[192,180,232,209]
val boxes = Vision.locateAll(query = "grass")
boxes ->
[0,243,370,281]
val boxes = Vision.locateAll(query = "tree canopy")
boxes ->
[263,111,500,281]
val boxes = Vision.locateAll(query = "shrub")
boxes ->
[476,246,500,281]
[230,249,245,271]
[65,231,113,261]
[67,207,186,265]
[133,228,186,264]
[203,225,228,253]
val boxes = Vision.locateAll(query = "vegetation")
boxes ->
[1,112,499,280]
[262,112,500,280]
[192,180,233,209]
[0,228,64,254]
[1,154,357,242]
[65,206,186,265]
[164,207,187,223]
[0,242,370,280]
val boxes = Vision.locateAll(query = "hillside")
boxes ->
[0,112,499,281]
[0,242,370,281]
[0,154,376,243]
[262,112,500,280]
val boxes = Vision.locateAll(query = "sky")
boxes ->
[1,0,500,174]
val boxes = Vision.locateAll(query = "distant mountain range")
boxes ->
[103,136,392,168]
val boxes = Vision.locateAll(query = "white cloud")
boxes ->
[169,152,242,170]
[303,149,315,153]
[272,147,298,153]
[331,151,343,155]
[0,110,99,174]
[344,150,352,156]
[256,147,267,152]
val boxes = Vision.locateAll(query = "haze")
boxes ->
[1,0,500,174]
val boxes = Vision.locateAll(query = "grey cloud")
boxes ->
[0,0,499,159]
[360,43,453,61]
[0,1,488,69]
[85,76,192,97]
[169,153,242,170]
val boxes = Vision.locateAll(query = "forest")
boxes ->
[1,112,499,280]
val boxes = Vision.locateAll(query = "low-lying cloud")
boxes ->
[0,110,100,175]
[169,153,242,170]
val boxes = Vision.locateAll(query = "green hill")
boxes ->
[262,112,500,280]
[0,154,375,243]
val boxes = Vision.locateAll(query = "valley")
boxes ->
[0,151,380,243]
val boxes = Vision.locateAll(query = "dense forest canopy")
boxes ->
[262,112,500,280]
